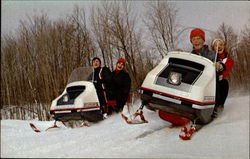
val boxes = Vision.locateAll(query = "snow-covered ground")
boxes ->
[1,93,249,158]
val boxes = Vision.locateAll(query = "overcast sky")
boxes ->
[2,1,250,49]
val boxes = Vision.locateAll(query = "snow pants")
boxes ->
[216,79,229,105]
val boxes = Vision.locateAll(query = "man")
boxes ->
[190,28,216,62]
[91,57,112,118]
[190,28,225,117]
[111,58,131,113]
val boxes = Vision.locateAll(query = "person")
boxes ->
[90,57,112,118]
[189,28,226,117]
[211,39,235,112]
[111,58,131,113]
[190,28,215,62]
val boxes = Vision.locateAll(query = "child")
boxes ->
[211,39,235,111]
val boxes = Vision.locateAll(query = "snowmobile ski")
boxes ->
[178,120,205,140]
[29,123,42,133]
[29,122,60,133]
[179,124,196,140]
[121,104,148,124]
[29,120,91,133]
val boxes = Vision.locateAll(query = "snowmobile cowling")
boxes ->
[140,51,216,124]
[49,67,104,122]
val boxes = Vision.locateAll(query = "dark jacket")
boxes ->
[111,70,131,110]
[91,66,112,107]
[191,45,216,62]
[192,45,225,75]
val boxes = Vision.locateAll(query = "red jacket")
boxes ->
[219,52,235,79]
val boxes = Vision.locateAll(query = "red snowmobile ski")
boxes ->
[29,120,91,133]
[120,94,148,124]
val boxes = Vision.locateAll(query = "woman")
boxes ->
[211,39,235,114]
[111,58,131,113]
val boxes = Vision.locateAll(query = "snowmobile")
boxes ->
[30,67,105,132]
[49,67,104,124]
[138,51,217,139]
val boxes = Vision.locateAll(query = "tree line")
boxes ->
[1,2,249,120]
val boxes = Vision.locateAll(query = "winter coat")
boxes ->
[91,66,112,107]
[218,52,235,80]
[111,70,131,110]
[192,45,225,75]
[192,45,216,62]
[216,52,234,105]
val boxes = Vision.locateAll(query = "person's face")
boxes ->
[191,36,205,51]
[116,62,124,71]
[92,59,101,69]
[213,41,225,54]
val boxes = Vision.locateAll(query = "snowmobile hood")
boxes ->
[50,67,100,113]
[140,51,216,105]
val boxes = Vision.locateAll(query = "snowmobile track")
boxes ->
[136,125,167,139]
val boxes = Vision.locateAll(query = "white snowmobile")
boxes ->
[138,51,218,139]
[30,67,105,132]
[49,67,105,123]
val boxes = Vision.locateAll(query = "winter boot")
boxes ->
[103,113,108,119]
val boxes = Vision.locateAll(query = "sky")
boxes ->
[1,1,250,49]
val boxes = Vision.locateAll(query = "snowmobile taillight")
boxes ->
[167,72,182,85]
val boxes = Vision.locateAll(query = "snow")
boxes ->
[1,94,249,158]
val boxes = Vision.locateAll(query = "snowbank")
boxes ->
[1,95,249,158]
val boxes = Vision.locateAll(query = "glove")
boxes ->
[215,61,224,72]
[219,75,223,81]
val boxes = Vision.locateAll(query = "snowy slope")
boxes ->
[1,94,249,158]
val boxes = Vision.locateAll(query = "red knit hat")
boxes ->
[190,28,205,42]
[117,58,126,64]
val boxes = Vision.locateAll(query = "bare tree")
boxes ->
[90,2,153,90]
[213,22,250,90]
[1,7,96,120]
[90,2,115,69]
[144,1,179,58]
[215,23,238,54]
[233,19,250,90]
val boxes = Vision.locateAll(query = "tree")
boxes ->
[214,22,250,90]
[144,1,179,58]
[91,2,153,90]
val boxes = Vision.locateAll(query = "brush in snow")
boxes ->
[138,51,223,140]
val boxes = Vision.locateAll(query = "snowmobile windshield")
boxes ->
[67,67,94,84]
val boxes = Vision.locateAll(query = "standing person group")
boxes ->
[90,57,131,118]
[189,28,234,117]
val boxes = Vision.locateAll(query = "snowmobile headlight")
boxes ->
[63,95,69,102]
[168,72,182,85]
